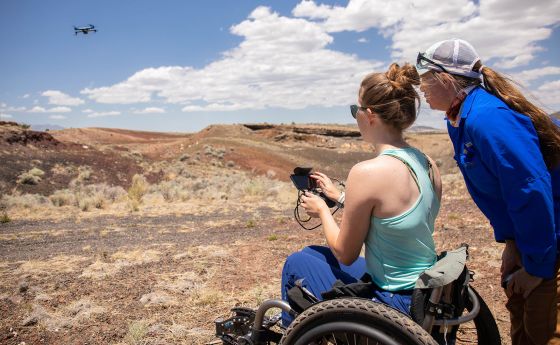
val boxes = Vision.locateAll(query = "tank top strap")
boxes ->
[379,148,434,193]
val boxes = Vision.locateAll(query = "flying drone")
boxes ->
[74,24,97,35]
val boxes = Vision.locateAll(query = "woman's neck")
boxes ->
[370,129,410,153]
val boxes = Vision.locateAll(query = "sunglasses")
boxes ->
[416,52,449,74]
[350,104,368,119]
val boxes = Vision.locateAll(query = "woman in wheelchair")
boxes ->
[281,62,442,327]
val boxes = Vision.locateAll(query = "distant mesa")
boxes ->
[32,124,65,132]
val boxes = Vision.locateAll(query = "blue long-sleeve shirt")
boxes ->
[447,87,559,279]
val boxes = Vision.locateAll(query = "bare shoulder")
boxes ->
[348,156,401,186]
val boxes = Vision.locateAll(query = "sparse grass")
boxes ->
[0,212,10,223]
[192,290,221,307]
[17,167,45,185]
[124,320,149,345]
[2,193,50,209]
[267,234,278,241]
[128,174,149,211]
[246,219,256,228]
[69,166,93,187]
[50,184,125,211]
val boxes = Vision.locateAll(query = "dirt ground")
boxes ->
[0,123,512,344]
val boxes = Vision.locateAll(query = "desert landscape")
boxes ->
[0,120,511,344]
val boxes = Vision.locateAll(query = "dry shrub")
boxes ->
[50,184,126,211]
[17,167,45,185]
[0,202,9,223]
[128,174,149,211]
[69,166,93,187]
[1,193,50,209]
[124,320,149,345]
[0,212,10,223]
[146,168,293,205]
[49,189,74,207]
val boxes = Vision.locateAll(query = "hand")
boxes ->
[501,240,521,281]
[300,191,328,218]
[310,172,340,201]
[505,267,543,299]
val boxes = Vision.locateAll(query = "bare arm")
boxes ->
[425,155,442,202]
[308,162,378,265]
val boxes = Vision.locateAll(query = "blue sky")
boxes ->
[1,0,559,132]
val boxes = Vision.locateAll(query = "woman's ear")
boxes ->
[366,109,377,125]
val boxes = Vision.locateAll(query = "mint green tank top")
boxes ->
[365,148,440,291]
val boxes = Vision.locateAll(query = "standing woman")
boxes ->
[417,38,560,345]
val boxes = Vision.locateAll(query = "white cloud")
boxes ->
[87,111,121,118]
[49,115,67,120]
[22,94,30,99]
[76,1,559,114]
[82,109,94,113]
[293,0,560,69]
[29,106,71,113]
[512,66,560,86]
[0,113,13,119]
[536,80,560,111]
[133,107,165,114]
[357,37,368,43]
[29,106,47,113]
[42,90,84,106]
[49,106,71,113]
[81,6,382,111]
[1,105,26,112]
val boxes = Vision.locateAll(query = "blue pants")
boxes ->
[281,245,413,326]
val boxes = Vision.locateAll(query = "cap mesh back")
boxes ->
[433,41,456,65]
[420,39,481,78]
[457,43,477,67]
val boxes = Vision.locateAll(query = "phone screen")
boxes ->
[290,175,312,190]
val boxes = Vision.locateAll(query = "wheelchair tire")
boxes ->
[464,287,501,344]
[280,298,438,345]
[410,286,500,345]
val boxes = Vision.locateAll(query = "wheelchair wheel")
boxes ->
[410,286,500,345]
[280,298,438,345]
[458,287,501,344]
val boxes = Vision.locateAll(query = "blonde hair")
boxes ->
[360,63,420,131]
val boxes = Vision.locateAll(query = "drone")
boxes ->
[74,24,97,35]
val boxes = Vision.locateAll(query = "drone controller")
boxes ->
[290,167,337,208]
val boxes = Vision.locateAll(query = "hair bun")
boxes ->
[385,63,420,89]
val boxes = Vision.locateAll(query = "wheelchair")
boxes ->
[214,245,501,345]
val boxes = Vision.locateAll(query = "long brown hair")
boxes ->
[447,62,560,169]
[360,63,420,131]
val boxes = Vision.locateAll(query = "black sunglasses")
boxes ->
[350,104,368,119]
[416,52,449,74]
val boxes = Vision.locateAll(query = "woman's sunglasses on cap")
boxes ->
[350,105,368,119]
[416,52,449,74]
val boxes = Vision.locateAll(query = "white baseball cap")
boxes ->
[416,38,482,78]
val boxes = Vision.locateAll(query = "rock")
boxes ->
[18,281,29,294]
[139,292,174,306]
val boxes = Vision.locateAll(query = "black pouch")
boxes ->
[321,273,376,300]
[286,279,320,313]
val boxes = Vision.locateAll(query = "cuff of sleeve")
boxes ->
[522,253,557,279]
